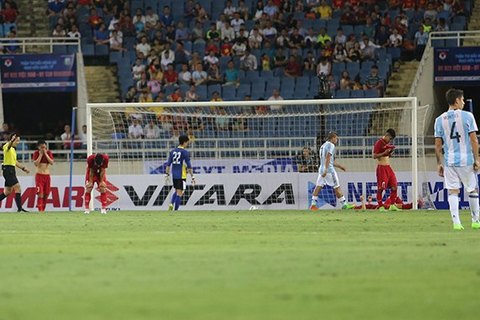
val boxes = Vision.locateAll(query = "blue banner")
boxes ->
[434,47,480,84]
[0,54,76,92]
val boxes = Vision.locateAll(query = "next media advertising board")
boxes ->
[434,47,480,84]
[0,54,76,92]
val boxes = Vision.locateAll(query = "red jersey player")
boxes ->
[32,140,54,212]
[373,128,401,210]
[84,153,109,214]
[353,195,413,210]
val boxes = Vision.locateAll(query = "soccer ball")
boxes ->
[249,205,258,211]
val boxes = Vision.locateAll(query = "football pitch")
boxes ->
[0,210,479,320]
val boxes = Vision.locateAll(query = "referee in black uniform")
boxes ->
[0,133,30,212]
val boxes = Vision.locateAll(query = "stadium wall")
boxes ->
[15,157,438,176]
[0,167,462,212]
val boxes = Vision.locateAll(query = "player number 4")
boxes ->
[450,121,461,143]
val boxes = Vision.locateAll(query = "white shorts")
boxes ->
[444,166,478,193]
[316,169,340,189]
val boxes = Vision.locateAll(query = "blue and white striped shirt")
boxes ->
[434,109,478,167]
[319,141,335,173]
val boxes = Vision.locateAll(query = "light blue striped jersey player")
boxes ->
[434,109,478,167]
[319,141,335,173]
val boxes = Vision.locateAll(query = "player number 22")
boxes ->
[450,121,461,143]
[172,151,182,164]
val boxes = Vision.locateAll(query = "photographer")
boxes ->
[296,147,318,173]
[315,72,332,99]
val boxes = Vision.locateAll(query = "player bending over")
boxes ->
[352,195,413,210]
[310,132,354,210]
[373,128,401,211]
[434,88,480,230]
[165,135,195,211]
[33,140,54,212]
[84,153,109,214]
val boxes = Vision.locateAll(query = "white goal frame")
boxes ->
[86,97,421,209]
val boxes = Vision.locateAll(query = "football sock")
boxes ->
[388,189,398,204]
[376,190,384,207]
[448,194,461,224]
[37,197,44,211]
[85,192,91,208]
[100,192,107,209]
[338,195,347,206]
[15,193,23,210]
[174,195,181,210]
[311,196,317,204]
[468,192,480,222]
[0,193,6,202]
[171,193,177,205]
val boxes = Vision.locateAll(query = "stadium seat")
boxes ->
[293,85,308,99]
[144,0,158,10]
[341,25,354,37]
[245,70,260,83]
[193,41,206,55]
[81,43,95,56]
[364,89,378,98]
[130,0,143,10]
[334,90,350,99]
[207,84,222,98]
[222,86,236,101]
[95,45,109,56]
[109,51,123,64]
[350,90,364,98]
[123,37,136,51]
[386,47,401,61]
[346,62,360,78]
[353,25,365,37]
[295,76,310,91]
[260,70,274,80]
[332,62,345,76]
[236,83,251,99]
[196,85,208,101]
[312,19,327,30]
[280,78,295,92]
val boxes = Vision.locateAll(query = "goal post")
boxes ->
[86,97,432,210]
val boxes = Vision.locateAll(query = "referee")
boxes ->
[0,133,30,212]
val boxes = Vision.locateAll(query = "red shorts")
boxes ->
[35,173,51,196]
[376,165,397,190]
[85,171,107,186]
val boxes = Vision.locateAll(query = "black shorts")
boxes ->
[2,165,19,187]
[172,178,186,190]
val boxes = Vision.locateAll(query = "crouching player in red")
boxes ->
[84,153,109,214]
[373,128,402,211]
[32,140,54,212]
[353,195,414,210]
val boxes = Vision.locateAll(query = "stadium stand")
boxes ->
[38,0,472,145]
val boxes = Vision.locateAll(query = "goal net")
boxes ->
[86,98,433,210]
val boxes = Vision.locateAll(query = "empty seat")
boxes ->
[334,89,350,98]
[207,84,222,98]
[350,90,364,98]
[222,86,236,100]
[236,83,251,99]
[95,45,109,56]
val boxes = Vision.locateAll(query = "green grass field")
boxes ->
[1,210,479,320]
